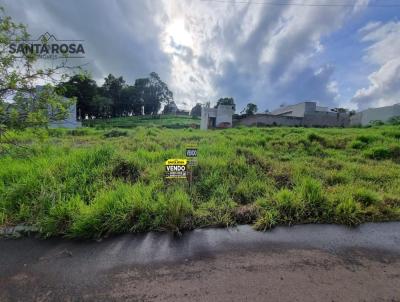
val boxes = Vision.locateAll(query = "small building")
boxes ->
[163,101,178,115]
[32,85,81,129]
[271,101,333,118]
[271,101,350,127]
[201,104,234,130]
[350,103,400,126]
[49,102,81,129]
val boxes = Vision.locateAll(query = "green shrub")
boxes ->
[391,145,400,161]
[111,160,140,183]
[350,140,366,149]
[388,116,400,125]
[365,147,391,160]
[307,133,327,146]
[369,120,385,126]
[67,129,89,136]
[381,131,400,139]
[357,135,377,144]
[47,129,66,137]
[365,145,400,161]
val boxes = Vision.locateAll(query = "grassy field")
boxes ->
[83,115,200,129]
[1,124,400,238]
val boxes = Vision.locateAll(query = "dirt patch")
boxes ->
[234,204,260,224]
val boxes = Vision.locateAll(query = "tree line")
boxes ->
[57,72,173,120]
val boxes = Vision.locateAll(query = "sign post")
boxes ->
[185,144,198,186]
[186,144,198,167]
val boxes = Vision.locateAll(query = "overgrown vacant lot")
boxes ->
[84,115,200,129]
[1,125,400,238]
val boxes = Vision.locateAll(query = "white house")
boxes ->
[200,104,234,130]
[35,85,81,129]
[49,101,81,129]
[270,101,330,117]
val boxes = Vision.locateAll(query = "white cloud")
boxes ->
[352,21,400,109]
[157,0,368,110]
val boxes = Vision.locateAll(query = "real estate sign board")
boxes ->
[165,159,188,179]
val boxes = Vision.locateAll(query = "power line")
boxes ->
[200,0,400,8]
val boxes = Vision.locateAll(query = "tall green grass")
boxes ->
[0,125,399,238]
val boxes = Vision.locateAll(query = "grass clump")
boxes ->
[254,209,279,231]
[111,159,140,183]
[297,177,327,219]
[158,188,193,231]
[353,188,381,207]
[194,198,236,227]
[334,197,362,225]
[273,188,304,223]
[104,129,128,138]
[307,133,327,146]
[365,145,400,161]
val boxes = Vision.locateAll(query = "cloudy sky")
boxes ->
[2,0,400,112]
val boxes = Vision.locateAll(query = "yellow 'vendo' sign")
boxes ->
[165,159,188,179]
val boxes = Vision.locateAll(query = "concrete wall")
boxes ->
[200,107,216,130]
[237,114,302,126]
[349,113,362,126]
[350,103,400,126]
[216,105,234,127]
[237,111,349,127]
[49,103,81,129]
[201,105,233,130]
[303,112,350,127]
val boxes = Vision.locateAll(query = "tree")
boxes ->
[0,8,76,141]
[120,85,142,116]
[215,97,235,111]
[241,103,258,115]
[190,103,202,117]
[91,94,112,118]
[58,73,98,120]
[102,74,126,117]
[331,107,348,113]
[135,72,173,115]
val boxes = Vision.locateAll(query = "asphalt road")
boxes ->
[1,223,400,301]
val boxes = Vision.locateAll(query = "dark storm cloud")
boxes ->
[1,0,171,85]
